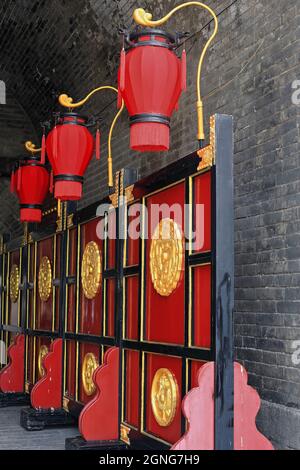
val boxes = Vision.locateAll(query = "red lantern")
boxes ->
[46,113,94,201]
[118,29,186,152]
[11,156,49,223]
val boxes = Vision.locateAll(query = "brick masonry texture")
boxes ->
[0,0,299,448]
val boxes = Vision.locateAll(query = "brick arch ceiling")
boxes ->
[0,0,136,236]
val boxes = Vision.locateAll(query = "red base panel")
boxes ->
[31,339,63,410]
[0,335,25,393]
[172,362,274,451]
[79,347,119,442]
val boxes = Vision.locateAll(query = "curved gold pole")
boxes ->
[25,141,41,154]
[59,86,124,188]
[133,2,219,143]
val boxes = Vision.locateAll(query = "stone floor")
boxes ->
[0,407,78,450]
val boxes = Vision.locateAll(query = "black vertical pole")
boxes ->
[214,114,234,450]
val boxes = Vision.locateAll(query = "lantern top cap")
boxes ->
[128,28,176,43]
[59,111,89,122]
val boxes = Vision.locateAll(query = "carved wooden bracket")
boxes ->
[172,362,274,451]
[0,334,25,393]
[79,347,120,442]
[31,339,63,410]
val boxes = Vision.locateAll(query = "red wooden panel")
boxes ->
[79,219,103,335]
[107,211,116,269]
[36,238,54,332]
[106,278,115,337]
[0,335,25,393]
[190,360,207,389]
[146,354,182,444]
[79,347,119,442]
[193,264,212,349]
[125,275,139,340]
[26,336,35,385]
[194,171,211,253]
[31,339,63,410]
[8,250,20,327]
[125,350,140,428]
[127,211,140,266]
[145,183,185,345]
[68,228,77,276]
[54,235,61,331]
[65,340,76,400]
[67,284,76,333]
[79,342,101,405]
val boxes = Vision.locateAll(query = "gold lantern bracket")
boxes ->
[133,2,219,146]
[59,86,125,190]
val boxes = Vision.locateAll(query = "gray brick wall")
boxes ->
[0,0,299,449]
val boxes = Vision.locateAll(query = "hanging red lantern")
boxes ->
[118,29,186,152]
[11,156,49,223]
[46,113,94,201]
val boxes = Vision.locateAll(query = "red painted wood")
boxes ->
[79,347,119,442]
[79,219,103,335]
[0,334,25,393]
[125,275,139,340]
[193,264,212,348]
[31,339,63,410]
[125,350,140,428]
[172,362,274,451]
[145,182,185,345]
[194,171,212,253]
[36,238,54,332]
[146,354,182,444]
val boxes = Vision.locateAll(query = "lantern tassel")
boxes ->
[41,133,46,164]
[49,170,54,194]
[96,129,101,160]
[119,48,126,92]
[181,49,187,91]
[10,171,15,193]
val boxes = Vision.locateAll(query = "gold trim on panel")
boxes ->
[38,256,52,302]
[75,227,81,335]
[151,368,179,427]
[33,242,37,330]
[120,424,131,446]
[82,352,99,396]
[81,241,102,300]
[141,351,145,433]
[63,396,70,412]
[9,264,19,304]
[149,219,184,297]
[38,344,49,378]
[197,115,216,171]
[75,341,79,401]
[52,235,57,332]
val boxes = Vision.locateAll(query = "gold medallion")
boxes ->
[151,368,179,427]
[38,345,49,378]
[38,256,52,302]
[81,241,102,300]
[9,264,20,303]
[82,352,99,396]
[150,218,184,296]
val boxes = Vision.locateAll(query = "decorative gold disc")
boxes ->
[82,352,99,396]
[38,345,49,378]
[151,368,179,427]
[150,218,184,296]
[9,264,20,303]
[81,241,102,300]
[38,256,52,302]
